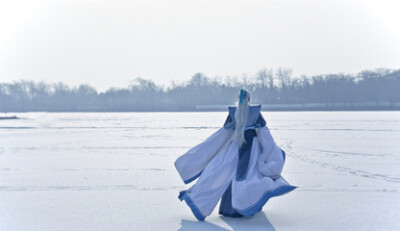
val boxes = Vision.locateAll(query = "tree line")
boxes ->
[1,68,399,112]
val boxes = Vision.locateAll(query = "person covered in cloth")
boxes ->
[175,89,296,221]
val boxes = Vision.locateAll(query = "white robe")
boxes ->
[175,107,296,221]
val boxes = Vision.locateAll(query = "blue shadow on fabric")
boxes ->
[177,212,276,231]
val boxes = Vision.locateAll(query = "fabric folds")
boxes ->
[175,105,296,221]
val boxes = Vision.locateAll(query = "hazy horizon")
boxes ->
[1,0,399,92]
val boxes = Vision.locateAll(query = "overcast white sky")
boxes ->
[0,0,399,92]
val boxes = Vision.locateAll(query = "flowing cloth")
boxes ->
[175,105,296,221]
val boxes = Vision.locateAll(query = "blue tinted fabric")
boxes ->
[219,182,243,217]
[235,182,297,217]
[224,105,266,130]
[236,129,257,181]
[176,104,297,221]
[183,170,203,184]
[219,129,257,217]
[181,194,206,221]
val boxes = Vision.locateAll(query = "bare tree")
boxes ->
[240,73,250,88]
[1,68,399,111]
[256,68,274,89]
[275,67,293,89]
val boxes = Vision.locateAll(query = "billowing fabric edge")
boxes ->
[233,149,295,217]
[183,170,203,184]
[178,190,187,201]
[179,193,206,221]
[175,127,233,184]
[235,182,297,217]
[282,149,286,162]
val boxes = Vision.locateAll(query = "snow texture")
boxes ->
[0,111,399,230]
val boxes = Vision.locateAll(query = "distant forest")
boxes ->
[1,68,399,112]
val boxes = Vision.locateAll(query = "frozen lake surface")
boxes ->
[0,111,399,231]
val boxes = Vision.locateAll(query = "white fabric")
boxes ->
[174,127,233,183]
[256,126,284,178]
[232,137,288,211]
[175,126,288,217]
[186,141,239,216]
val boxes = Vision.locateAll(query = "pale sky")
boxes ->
[0,0,399,92]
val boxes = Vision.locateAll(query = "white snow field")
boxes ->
[0,111,399,231]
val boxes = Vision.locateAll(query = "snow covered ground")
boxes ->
[0,111,399,230]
